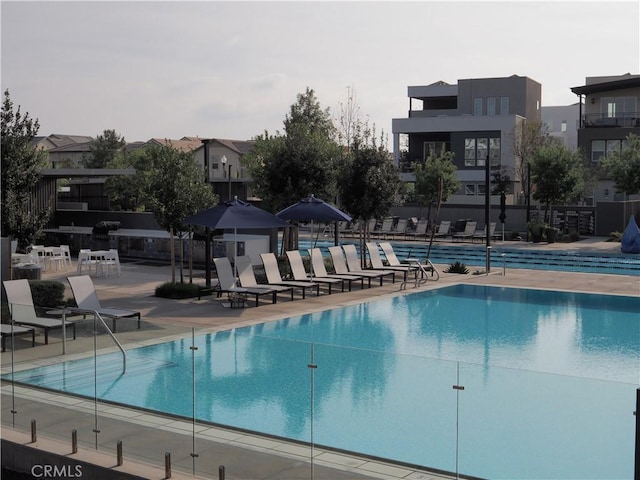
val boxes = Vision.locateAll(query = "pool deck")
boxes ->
[2,237,639,480]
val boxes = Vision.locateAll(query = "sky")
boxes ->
[1,0,639,145]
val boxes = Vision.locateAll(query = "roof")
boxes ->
[570,75,640,95]
[146,138,203,152]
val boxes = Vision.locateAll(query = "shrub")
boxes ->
[155,282,203,299]
[609,231,623,242]
[29,280,65,308]
[444,261,469,274]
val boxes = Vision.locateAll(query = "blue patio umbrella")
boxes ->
[277,194,352,267]
[183,197,289,285]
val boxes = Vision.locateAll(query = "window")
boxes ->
[474,98,483,116]
[487,97,496,116]
[500,97,509,115]
[477,138,488,166]
[561,121,567,132]
[423,141,447,160]
[465,138,476,166]
[591,140,605,162]
[489,138,501,166]
[465,184,476,195]
[606,140,621,156]
[477,184,486,196]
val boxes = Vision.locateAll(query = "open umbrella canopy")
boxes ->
[276,194,352,223]
[183,197,289,230]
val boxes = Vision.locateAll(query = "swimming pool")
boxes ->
[295,239,640,275]
[7,285,639,479]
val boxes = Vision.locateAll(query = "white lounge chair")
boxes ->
[259,253,320,299]
[285,250,344,294]
[67,275,140,332]
[343,244,396,284]
[1,323,35,352]
[366,242,417,281]
[327,246,391,287]
[235,256,295,302]
[309,248,363,291]
[2,279,76,345]
[452,221,477,242]
[432,220,451,240]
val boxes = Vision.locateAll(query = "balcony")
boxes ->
[581,112,640,128]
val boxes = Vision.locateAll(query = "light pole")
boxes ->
[200,139,212,287]
[220,155,231,200]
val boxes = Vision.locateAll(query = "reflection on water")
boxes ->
[5,285,639,480]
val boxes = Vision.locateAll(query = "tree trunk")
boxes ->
[169,226,176,283]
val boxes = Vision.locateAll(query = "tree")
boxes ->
[413,148,460,222]
[1,89,51,252]
[245,89,341,251]
[531,142,587,224]
[146,144,216,282]
[339,144,402,262]
[601,133,640,196]
[83,129,126,168]
[511,120,551,223]
[105,147,154,211]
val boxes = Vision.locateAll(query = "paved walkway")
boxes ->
[2,237,638,479]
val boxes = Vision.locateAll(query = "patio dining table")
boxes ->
[76,250,121,277]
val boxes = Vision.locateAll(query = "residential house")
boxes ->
[541,103,580,149]
[570,73,640,202]
[32,134,94,168]
[392,75,542,206]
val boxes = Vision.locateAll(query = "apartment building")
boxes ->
[570,73,640,202]
[392,75,542,206]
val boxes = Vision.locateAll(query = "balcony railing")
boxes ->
[581,112,640,128]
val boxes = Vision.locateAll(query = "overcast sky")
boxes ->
[2,1,638,145]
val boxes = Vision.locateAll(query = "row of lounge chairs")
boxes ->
[2,276,141,351]
[213,242,436,308]
[335,218,499,242]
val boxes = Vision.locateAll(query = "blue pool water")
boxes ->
[294,239,640,276]
[7,286,640,479]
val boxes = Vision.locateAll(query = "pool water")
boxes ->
[7,286,640,479]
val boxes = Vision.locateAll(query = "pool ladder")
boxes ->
[63,307,127,374]
[400,258,439,290]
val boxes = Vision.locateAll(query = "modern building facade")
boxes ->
[570,73,640,202]
[541,103,580,149]
[392,75,542,206]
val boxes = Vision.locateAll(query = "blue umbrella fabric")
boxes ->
[276,194,352,223]
[183,197,290,230]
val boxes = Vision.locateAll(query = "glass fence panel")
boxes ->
[313,343,460,474]
[458,361,637,480]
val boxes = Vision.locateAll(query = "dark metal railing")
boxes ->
[581,112,640,128]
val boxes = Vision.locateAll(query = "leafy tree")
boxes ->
[105,147,154,211]
[531,142,587,223]
[339,144,402,262]
[146,144,216,282]
[601,133,640,196]
[1,89,51,252]
[413,148,460,222]
[83,129,126,168]
[245,89,341,251]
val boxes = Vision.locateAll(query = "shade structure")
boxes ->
[184,197,290,231]
[183,197,290,286]
[276,194,352,223]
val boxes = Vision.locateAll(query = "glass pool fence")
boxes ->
[1,320,638,480]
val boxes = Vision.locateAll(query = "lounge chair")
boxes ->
[215,256,288,307]
[452,221,477,242]
[259,253,320,299]
[373,218,394,238]
[327,246,382,288]
[404,219,429,241]
[364,242,415,281]
[67,275,140,332]
[472,222,497,243]
[285,250,344,294]
[433,220,451,240]
[1,323,36,352]
[2,279,76,345]
[343,244,396,284]
[309,248,363,291]
[236,256,295,302]
[392,219,409,240]
[379,242,434,278]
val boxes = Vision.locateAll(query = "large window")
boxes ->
[591,139,627,162]
[464,136,501,166]
[500,96,509,115]
[474,98,483,116]
[487,97,496,116]
[601,96,636,116]
[465,138,476,166]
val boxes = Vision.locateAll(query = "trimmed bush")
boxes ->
[155,282,203,299]
[29,280,65,308]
